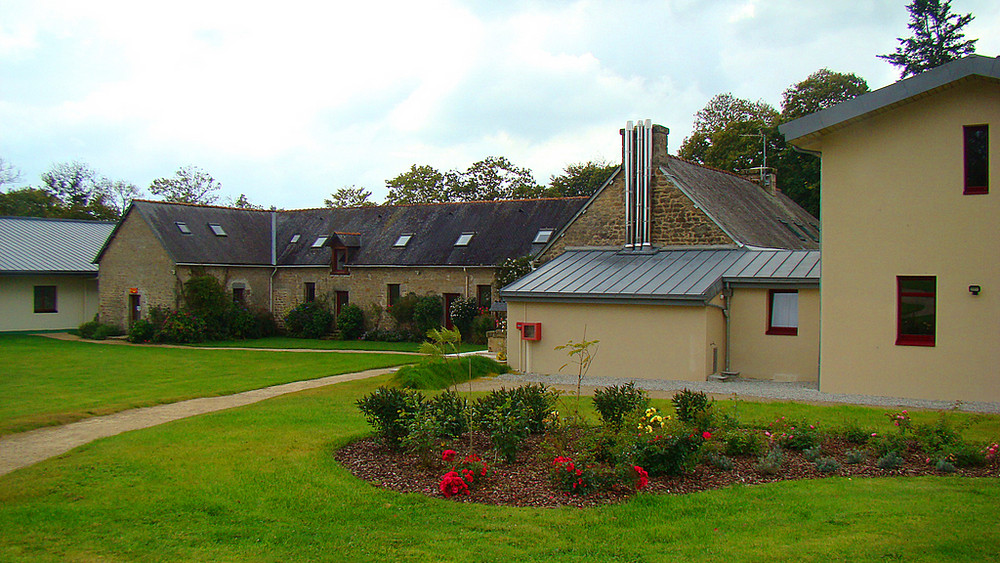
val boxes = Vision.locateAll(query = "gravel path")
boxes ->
[0,367,397,477]
[491,372,1000,414]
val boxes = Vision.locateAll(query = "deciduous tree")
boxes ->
[150,166,222,205]
[547,161,617,197]
[451,156,542,201]
[878,0,977,78]
[325,186,375,208]
[384,165,451,205]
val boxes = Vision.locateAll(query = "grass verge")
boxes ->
[391,356,511,389]
[0,334,415,435]
[0,376,997,562]
[185,336,486,353]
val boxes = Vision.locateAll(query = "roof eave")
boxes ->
[781,55,1000,144]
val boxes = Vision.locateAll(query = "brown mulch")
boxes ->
[334,432,1000,509]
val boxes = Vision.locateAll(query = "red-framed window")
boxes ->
[387,284,401,307]
[332,247,349,275]
[335,291,349,317]
[766,289,798,336]
[897,276,935,346]
[964,124,989,195]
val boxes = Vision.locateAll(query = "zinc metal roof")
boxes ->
[501,248,820,304]
[0,216,115,274]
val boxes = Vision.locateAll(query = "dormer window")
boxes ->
[394,234,412,247]
[533,229,554,244]
[333,247,349,275]
[209,223,227,236]
[175,222,191,234]
[312,236,328,248]
[290,234,300,244]
[454,232,474,246]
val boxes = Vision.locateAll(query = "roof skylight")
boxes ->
[393,234,412,247]
[533,229,554,244]
[209,223,227,236]
[290,234,300,243]
[175,222,191,234]
[454,232,474,246]
[312,236,328,248]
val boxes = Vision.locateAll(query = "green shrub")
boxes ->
[356,386,424,448]
[388,292,419,329]
[815,456,841,474]
[705,452,734,471]
[592,382,649,429]
[672,388,713,426]
[632,432,704,477]
[935,442,986,468]
[78,320,102,339]
[477,397,530,463]
[876,450,905,469]
[412,295,443,336]
[182,275,230,339]
[284,301,334,338]
[935,457,957,473]
[803,446,823,462]
[362,328,418,342]
[754,446,784,475]
[841,420,874,445]
[550,456,614,495]
[720,428,767,456]
[336,304,365,340]
[913,415,963,453]
[869,433,909,457]
[402,413,447,466]
[127,319,156,343]
[844,448,866,464]
[158,311,206,343]
[423,390,468,438]
[469,314,496,345]
[449,298,478,338]
[79,321,121,340]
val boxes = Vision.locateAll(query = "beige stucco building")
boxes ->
[0,216,114,331]
[781,54,999,403]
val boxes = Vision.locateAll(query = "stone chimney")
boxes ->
[738,167,778,195]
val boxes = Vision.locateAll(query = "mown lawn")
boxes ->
[186,336,487,353]
[0,334,415,435]
[0,370,998,562]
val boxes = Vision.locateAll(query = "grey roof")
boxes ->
[501,248,820,305]
[781,55,1000,144]
[660,156,820,250]
[0,216,115,274]
[99,198,588,268]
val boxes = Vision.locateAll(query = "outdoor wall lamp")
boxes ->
[969,285,981,295]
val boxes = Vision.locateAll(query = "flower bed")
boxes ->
[339,386,1000,508]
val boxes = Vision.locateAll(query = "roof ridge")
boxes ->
[132,199,273,213]
[292,196,589,212]
[0,215,116,225]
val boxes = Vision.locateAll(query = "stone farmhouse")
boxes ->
[94,197,587,330]
[0,216,115,331]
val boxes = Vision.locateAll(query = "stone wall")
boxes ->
[97,213,180,328]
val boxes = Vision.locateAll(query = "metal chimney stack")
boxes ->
[624,119,653,250]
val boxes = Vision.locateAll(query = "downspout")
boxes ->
[269,211,277,313]
[704,281,733,374]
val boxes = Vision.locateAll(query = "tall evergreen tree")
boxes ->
[878,0,977,78]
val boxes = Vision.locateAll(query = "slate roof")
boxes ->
[660,156,820,250]
[100,198,588,268]
[781,54,1000,144]
[501,248,820,305]
[0,216,115,274]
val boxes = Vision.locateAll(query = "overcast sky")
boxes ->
[2,0,998,209]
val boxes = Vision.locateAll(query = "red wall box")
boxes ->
[515,322,542,341]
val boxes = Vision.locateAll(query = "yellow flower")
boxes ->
[645,425,653,433]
